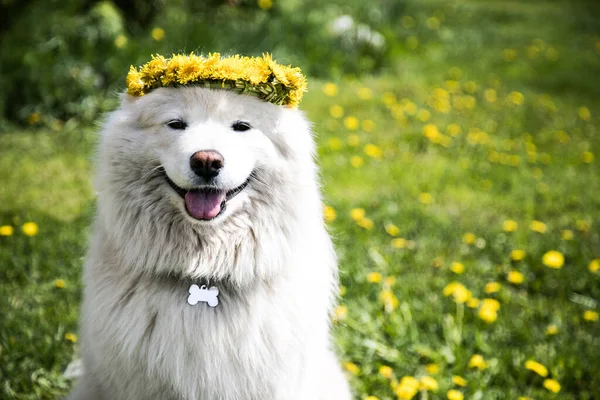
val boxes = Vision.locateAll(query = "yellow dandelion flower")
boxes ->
[418,192,433,205]
[382,92,397,106]
[333,305,348,321]
[420,376,439,391]
[450,262,465,274]
[0,225,14,236]
[343,361,360,375]
[530,220,548,233]
[350,156,364,168]
[589,259,600,273]
[22,222,39,237]
[391,238,407,249]
[64,332,78,343]
[442,282,471,304]
[385,223,400,237]
[379,289,399,312]
[507,270,524,284]
[542,250,564,269]
[468,354,488,369]
[447,389,464,400]
[350,208,365,221]
[425,363,439,374]
[467,297,480,308]
[361,119,375,132]
[546,324,558,335]
[452,375,467,387]
[584,310,599,321]
[357,87,373,100]
[481,298,500,311]
[328,137,343,150]
[478,299,499,324]
[357,218,374,230]
[510,249,526,261]
[151,27,165,41]
[367,272,382,283]
[462,232,476,245]
[323,205,336,223]
[396,376,420,399]
[364,144,383,159]
[525,360,548,377]
[503,219,518,232]
[417,109,431,122]
[582,151,595,163]
[365,396,379,400]
[447,124,462,137]
[330,105,344,119]
[484,89,497,103]
[322,82,338,97]
[257,0,273,10]
[502,48,517,61]
[27,112,41,125]
[561,229,574,240]
[126,66,145,96]
[379,365,394,379]
[54,279,66,289]
[484,282,501,293]
[114,34,128,48]
[384,276,396,286]
[347,134,360,146]
[578,106,591,121]
[508,91,524,105]
[543,379,561,393]
[344,116,359,130]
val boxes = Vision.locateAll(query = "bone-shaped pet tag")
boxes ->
[187,284,219,307]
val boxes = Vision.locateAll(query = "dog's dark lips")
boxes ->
[160,168,251,219]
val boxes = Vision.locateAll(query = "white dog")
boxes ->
[68,86,351,399]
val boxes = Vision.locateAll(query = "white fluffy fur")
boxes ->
[68,87,351,400]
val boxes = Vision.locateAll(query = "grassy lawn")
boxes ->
[1,0,600,399]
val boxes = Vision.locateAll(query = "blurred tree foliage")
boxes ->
[0,0,402,128]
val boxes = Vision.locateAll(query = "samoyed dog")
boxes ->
[68,86,351,400]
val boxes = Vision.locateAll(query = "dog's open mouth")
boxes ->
[162,170,250,221]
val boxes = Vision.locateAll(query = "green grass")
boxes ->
[1,0,600,399]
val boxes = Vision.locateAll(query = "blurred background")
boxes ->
[1,0,600,399]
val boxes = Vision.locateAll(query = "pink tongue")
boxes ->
[184,190,226,220]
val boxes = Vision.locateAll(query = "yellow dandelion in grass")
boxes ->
[510,249,526,261]
[578,106,591,121]
[257,0,273,9]
[361,119,376,132]
[484,89,497,103]
[503,219,518,232]
[584,310,599,321]
[344,116,359,130]
[327,137,343,150]
[589,259,600,273]
[350,156,364,168]
[379,365,394,379]
[448,66,463,80]
[507,270,524,284]
[525,360,548,377]
[28,112,41,125]
[403,100,418,115]
[502,48,517,61]
[462,232,476,245]
[64,332,78,343]
[114,34,128,48]
[385,223,400,237]
[322,82,338,97]
[329,105,344,119]
[542,250,564,269]
[22,222,39,237]
[379,289,399,312]
[468,354,488,370]
[425,363,439,374]
[350,208,365,221]
[54,279,66,289]
[484,282,501,294]
[384,276,396,286]
[420,376,439,391]
[416,109,431,122]
[392,238,408,249]
[442,282,471,304]
[447,389,464,400]
[561,229,574,240]
[519,397,533,400]
[543,379,561,393]
[582,151,595,163]
[450,262,465,274]
[576,219,591,233]
[151,27,165,41]
[418,192,433,205]
[463,81,478,93]
[339,285,346,296]
[323,205,336,223]
[546,324,558,335]
[530,220,548,233]
[364,144,383,159]
[343,362,360,375]
[357,218,374,230]
[347,134,360,146]
[333,304,348,321]
[367,272,382,283]
[365,396,379,400]
[467,297,480,308]
[478,299,499,323]
[508,91,525,105]
[447,124,462,136]
[357,87,373,100]
[0,225,14,236]
[396,376,419,399]
[382,92,397,106]
[452,376,467,387]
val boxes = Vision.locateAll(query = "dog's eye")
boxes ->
[166,120,188,130]
[231,121,252,132]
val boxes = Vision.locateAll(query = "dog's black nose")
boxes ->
[190,150,224,179]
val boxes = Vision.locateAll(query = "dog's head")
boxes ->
[95,87,322,283]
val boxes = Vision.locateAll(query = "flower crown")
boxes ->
[126,53,307,107]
